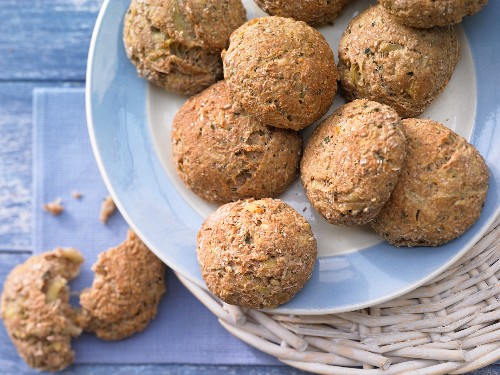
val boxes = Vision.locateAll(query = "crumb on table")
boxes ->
[100,196,117,224]
[43,198,64,216]
[71,191,83,199]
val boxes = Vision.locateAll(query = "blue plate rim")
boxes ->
[86,0,500,315]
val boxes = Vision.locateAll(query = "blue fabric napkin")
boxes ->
[32,87,280,365]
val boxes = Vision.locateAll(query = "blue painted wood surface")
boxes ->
[0,84,34,249]
[0,0,498,374]
[0,0,102,81]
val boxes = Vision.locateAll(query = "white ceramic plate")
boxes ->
[87,0,500,314]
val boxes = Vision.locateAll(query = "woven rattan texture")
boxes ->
[178,215,500,375]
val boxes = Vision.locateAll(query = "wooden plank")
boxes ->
[0,83,36,249]
[0,0,103,81]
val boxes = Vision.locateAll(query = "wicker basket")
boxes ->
[177,214,500,375]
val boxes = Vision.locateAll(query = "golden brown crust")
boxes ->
[182,0,247,50]
[141,0,247,50]
[253,0,351,26]
[371,119,489,247]
[0,249,84,372]
[172,81,302,203]
[79,229,166,340]
[197,199,317,309]
[379,0,488,28]
[123,0,246,95]
[223,17,338,130]
[301,99,406,226]
[337,5,459,118]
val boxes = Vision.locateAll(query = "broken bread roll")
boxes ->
[0,248,84,371]
[79,229,166,340]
